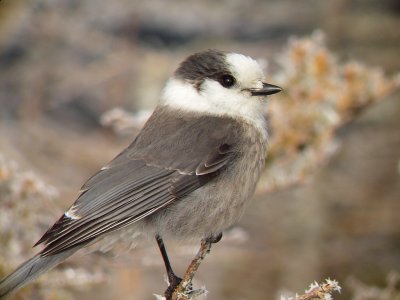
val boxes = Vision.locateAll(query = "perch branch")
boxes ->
[170,239,213,300]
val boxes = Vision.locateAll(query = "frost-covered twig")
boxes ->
[281,279,341,300]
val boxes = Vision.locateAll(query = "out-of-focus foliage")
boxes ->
[0,154,105,300]
[261,31,400,191]
[347,272,400,300]
[100,107,152,135]
[0,154,57,267]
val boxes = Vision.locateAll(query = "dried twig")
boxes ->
[282,279,342,300]
[170,239,213,300]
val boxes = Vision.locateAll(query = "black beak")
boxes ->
[250,83,282,96]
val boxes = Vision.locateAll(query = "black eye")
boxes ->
[218,74,236,88]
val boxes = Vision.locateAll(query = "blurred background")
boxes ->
[0,0,399,299]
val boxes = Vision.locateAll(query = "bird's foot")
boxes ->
[165,273,193,299]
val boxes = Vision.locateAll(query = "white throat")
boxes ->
[160,78,268,139]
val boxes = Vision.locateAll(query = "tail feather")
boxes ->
[0,249,76,298]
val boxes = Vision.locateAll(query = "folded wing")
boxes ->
[36,108,241,256]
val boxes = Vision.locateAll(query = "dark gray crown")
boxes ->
[174,50,232,89]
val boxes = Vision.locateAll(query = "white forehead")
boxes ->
[226,53,265,86]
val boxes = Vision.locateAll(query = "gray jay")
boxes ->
[0,49,281,298]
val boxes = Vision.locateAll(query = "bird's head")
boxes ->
[161,50,281,125]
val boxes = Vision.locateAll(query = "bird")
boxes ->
[0,49,281,298]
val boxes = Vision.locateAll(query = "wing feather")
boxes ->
[36,108,243,256]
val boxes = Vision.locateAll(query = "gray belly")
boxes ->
[148,139,267,239]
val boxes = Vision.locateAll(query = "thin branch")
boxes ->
[170,239,213,300]
[281,279,342,300]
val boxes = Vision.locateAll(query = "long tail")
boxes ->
[0,248,76,298]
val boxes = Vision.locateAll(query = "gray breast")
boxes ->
[149,118,268,239]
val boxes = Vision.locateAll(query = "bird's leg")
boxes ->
[155,235,182,298]
[170,232,223,299]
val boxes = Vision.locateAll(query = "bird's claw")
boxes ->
[165,274,194,299]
